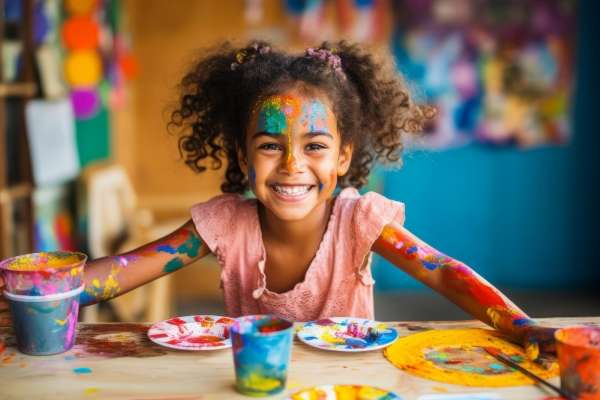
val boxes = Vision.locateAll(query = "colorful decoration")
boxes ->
[231,315,294,397]
[62,16,100,50]
[391,0,575,149]
[384,328,558,386]
[64,0,97,16]
[297,317,398,352]
[70,88,101,119]
[287,384,402,399]
[64,50,102,86]
[555,326,600,400]
[147,315,235,351]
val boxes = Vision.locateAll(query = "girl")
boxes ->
[0,41,555,360]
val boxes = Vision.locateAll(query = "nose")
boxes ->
[280,148,302,174]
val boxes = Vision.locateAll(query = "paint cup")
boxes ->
[4,285,84,355]
[0,251,87,296]
[555,326,600,400]
[230,315,294,397]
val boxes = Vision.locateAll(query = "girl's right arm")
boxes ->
[80,219,210,306]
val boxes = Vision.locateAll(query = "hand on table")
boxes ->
[522,325,558,369]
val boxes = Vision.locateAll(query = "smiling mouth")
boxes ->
[270,184,315,197]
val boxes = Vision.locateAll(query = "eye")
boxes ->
[306,143,327,152]
[258,143,282,151]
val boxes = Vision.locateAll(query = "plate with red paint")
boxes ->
[297,317,398,352]
[148,315,235,351]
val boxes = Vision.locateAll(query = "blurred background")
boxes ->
[1,0,598,323]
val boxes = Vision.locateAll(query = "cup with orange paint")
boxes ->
[555,326,600,400]
[0,251,87,355]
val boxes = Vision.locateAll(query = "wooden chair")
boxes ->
[78,162,185,322]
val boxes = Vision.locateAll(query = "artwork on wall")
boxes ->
[33,184,77,252]
[391,0,576,149]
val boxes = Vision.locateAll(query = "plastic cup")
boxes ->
[0,251,87,296]
[4,285,84,355]
[555,326,600,400]
[230,315,294,397]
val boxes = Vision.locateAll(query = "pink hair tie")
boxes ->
[305,48,345,80]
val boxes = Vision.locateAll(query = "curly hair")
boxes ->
[169,40,435,193]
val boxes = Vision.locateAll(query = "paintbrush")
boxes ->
[483,347,573,400]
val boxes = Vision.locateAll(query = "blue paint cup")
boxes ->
[230,315,294,397]
[4,285,84,355]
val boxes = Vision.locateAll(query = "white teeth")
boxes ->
[272,185,312,196]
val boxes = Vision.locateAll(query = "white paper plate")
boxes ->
[297,317,398,352]
[147,315,235,351]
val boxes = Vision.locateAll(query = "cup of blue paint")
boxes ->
[230,315,294,397]
[3,285,84,355]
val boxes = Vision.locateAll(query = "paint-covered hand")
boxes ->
[522,325,557,368]
[0,276,10,326]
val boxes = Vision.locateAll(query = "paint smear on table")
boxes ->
[84,387,99,395]
[73,367,92,374]
[74,324,167,358]
[384,328,558,386]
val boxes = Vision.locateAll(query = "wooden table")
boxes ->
[1,317,598,400]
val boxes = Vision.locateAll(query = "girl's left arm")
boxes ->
[372,221,556,359]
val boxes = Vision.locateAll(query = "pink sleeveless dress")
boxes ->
[190,187,404,322]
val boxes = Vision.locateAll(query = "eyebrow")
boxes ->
[251,131,334,139]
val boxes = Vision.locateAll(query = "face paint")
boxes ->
[257,95,301,171]
[302,100,329,132]
[249,166,256,189]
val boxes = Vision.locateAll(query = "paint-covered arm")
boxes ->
[372,221,556,359]
[80,220,209,306]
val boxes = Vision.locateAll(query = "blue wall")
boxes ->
[373,0,600,290]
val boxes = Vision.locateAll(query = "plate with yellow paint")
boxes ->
[384,328,559,387]
[296,317,398,352]
[287,384,402,399]
[148,315,235,351]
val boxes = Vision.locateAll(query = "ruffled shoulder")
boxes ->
[189,194,253,265]
[335,188,405,283]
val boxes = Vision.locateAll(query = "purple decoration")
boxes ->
[33,1,50,45]
[71,88,101,119]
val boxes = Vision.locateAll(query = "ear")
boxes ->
[237,146,248,175]
[337,142,353,176]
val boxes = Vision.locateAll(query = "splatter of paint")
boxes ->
[74,323,167,358]
[73,367,92,374]
[0,251,86,295]
[384,328,558,387]
[425,346,512,375]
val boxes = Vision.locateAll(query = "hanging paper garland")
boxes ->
[64,50,102,86]
[64,0,97,16]
[70,88,101,119]
[62,16,100,50]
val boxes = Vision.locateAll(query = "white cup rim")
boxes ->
[3,285,85,302]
